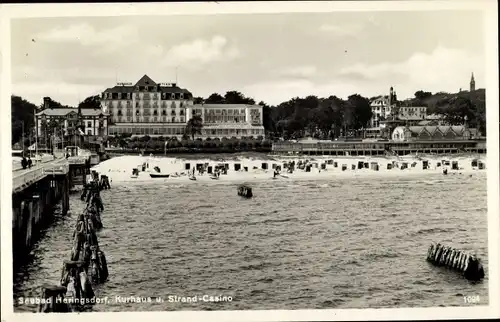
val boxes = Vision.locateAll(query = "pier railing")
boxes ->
[44,162,70,176]
[12,159,70,192]
[12,166,47,192]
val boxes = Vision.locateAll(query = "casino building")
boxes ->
[102,75,265,138]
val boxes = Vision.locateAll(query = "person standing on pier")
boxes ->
[28,157,32,168]
[21,156,28,169]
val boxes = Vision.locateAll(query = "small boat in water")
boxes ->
[150,173,170,178]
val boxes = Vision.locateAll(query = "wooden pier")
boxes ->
[12,155,91,265]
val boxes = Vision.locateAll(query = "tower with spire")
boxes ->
[470,72,475,92]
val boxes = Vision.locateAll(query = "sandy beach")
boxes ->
[91,153,487,184]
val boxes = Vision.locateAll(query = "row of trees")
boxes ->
[108,134,271,152]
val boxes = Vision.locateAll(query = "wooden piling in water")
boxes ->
[426,243,485,281]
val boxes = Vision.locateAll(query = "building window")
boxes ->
[136,110,140,116]
[180,117,184,123]
[144,117,149,122]
[87,129,92,135]
[172,117,175,123]
[162,110,166,116]
[171,93,175,99]
[180,110,184,116]
[87,121,92,127]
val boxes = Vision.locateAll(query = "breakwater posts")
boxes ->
[426,243,485,281]
[38,176,110,313]
[12,175,70,266]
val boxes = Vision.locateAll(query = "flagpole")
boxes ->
[35,123,38,163]
[22,122,25,157]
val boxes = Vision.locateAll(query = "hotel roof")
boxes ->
[102,74,192,95]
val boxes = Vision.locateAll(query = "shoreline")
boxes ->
[92,154,487,184]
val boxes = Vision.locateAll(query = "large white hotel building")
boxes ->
[101,75,265,138]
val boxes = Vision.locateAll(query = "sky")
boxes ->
[10,10,486,107]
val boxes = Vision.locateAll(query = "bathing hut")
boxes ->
[185,163,191,170]
[207,166,213,174]
[244,166,248,172]
[357,161,364,169]
[237,185,253,198]
[370,162,379,171]
[478,161,485,170]
[351,164,356,170]
[436,162,441,167]
[234,163,241,171]
[422,160,429,170]
[411,162,417,168]
[471,159,478,168]
[363,162,369,169]
[272,163,277,169]
[452,161,459,170]
[305,165,311,172]
[327,160,334,165]
[387,163,393,170]
[401,162,408,170]
[443,160,451,166]
[342,164,347,171]
[321,163,326,170]
[334,162,338,168]
[262,163,268,170]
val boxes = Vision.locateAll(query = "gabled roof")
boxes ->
[399,125,471,137]
[134,74,157,87]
